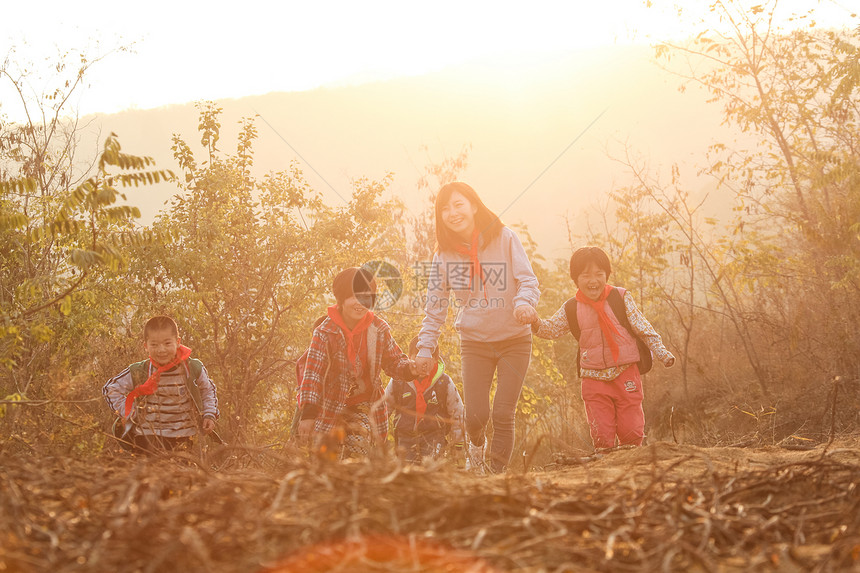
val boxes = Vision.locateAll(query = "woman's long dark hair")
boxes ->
[434,182,504,252]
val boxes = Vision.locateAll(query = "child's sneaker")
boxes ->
[465,440,486,474]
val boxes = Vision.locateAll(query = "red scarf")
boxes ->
[455,228,488,300]
[327,304,375,375]
[576,285,622,362]
[413,362,439,421]
[124,345,193,417]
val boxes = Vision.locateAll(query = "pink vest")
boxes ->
[577,287,640,370]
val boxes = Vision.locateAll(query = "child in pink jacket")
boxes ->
[531,247,674,451]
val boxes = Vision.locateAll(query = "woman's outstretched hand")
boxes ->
[413,355,436,376]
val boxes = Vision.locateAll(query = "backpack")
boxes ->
[390,376,451,439]
[391,377,450,418]
[563,287,653,375]
[428,377,451,436]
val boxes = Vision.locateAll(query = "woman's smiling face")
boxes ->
[440,190,478,240]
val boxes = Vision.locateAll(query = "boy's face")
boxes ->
[576,261,607,301]
[144,328,181,366]
[341,293,371,326]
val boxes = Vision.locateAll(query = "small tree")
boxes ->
[655,0,860,387]
[128,103,404,442]
[0,48,169,452]
[0,49,168,394]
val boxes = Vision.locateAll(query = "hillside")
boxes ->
[3,438,858,572]
[80,45,730,260]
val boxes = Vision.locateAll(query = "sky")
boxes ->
[3,0,854,123]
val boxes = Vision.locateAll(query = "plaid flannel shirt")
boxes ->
[298,315,414,440]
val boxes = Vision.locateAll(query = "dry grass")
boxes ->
[1,438,859,572]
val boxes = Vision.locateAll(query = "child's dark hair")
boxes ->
[434,182,504,252]
[408,336,439,361]
[569,247,612,283]
[144,315,178,339]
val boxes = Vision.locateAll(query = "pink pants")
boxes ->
[581,365,645,449]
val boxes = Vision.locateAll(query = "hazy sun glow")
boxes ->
[2,0,852,122]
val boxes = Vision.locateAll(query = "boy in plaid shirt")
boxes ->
[296,267,417,458]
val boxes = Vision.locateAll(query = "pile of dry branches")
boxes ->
[1,439,858,572]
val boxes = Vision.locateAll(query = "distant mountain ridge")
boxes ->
[82,45,728,261]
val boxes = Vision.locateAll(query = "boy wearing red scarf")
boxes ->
[530,247,675,451]
[383,337,465,464]
[296,267,418,459]
[103,315,219,452]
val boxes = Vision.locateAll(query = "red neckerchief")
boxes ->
[327,304,375,375]
[576,285,622,362]
[455,228,488,300]
[413,362,439,421]
[124,345,193,417]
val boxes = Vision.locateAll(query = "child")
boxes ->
[413,182,540,474]
[383,337,465,464]
[103,315,219,452]
[531,247,675,451]
[295,267,418,459]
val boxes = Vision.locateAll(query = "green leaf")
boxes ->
[0,213,28,231]
[60,295,72,316]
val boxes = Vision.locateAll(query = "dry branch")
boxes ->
[1,439,858,572]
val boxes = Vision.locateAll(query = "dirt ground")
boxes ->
[1,437,858,572]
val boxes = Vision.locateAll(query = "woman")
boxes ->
[414,182,539,473]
